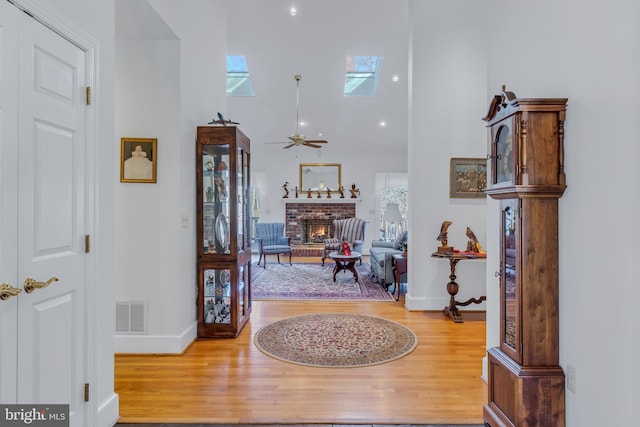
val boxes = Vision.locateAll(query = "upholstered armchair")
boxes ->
[254,223,292,268]
[322,217,369,265]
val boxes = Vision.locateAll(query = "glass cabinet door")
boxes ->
[500,199,520,361]
[494,123,514,185]
[236,146,249,252]
[203,267,231,324]
[238,262,249,323]
[203,144,230,255]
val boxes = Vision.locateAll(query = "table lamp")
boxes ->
[383,203,403,241]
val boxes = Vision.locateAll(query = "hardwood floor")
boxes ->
[115,296,488,425]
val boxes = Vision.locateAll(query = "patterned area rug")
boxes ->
[254,313,418,368]
[251,262,393,301]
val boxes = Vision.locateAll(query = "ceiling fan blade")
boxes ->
[304,139,328,144]
[283,143,296,149]
[303,142,323,148]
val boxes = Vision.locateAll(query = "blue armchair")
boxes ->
[255,223,292,268]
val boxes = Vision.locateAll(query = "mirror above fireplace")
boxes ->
[299,163,342,193]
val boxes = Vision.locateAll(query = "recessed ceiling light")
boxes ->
[299,121,306,127]
[379,121,387,127]
[392,75,399,82]
[318,132,324,137]
[289,7,297,16]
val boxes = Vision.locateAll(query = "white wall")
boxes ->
[408,0,489,312]
[483,0,636,425]
[114,0,227,353]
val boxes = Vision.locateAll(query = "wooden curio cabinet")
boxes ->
[196,126,251,338]
[483,87,568,427]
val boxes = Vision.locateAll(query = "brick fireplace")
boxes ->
[285,202,357,245]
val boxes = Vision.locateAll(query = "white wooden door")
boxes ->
[1,3,88,425]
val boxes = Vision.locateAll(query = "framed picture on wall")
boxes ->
[120,137,157,183]
[449,157,487,198]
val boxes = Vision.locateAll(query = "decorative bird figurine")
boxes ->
[466,227,484,253]
[436,221,453,252]
[208,112,240,126]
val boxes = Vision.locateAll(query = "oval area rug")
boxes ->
[254,313,418,368]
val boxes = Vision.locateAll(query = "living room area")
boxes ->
[114,0,490,352]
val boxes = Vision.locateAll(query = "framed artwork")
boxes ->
[449,158,487,198]
[120,137,157,183]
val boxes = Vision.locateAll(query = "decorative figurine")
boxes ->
[282,181,289,198]
[338,186,345,198]
[307,188,312,198]
[340,237,351,256]
[208,112,240,127]
[295,186,299,198]
[317,190,322,198]
[214,175,226,202]
[466,227,484,253]
[349,183,360,198]
[326,188,332,198]
[436,220,453,253]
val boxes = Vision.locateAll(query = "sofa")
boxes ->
[369,230,408,287]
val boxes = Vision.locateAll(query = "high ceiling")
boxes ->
[116,0,410,156]
[225,0,410,155]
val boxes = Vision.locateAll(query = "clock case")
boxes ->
[482,88,568,427]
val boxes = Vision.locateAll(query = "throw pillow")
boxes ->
[393,230,408,249]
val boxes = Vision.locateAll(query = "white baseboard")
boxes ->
[481,356,488,383]
[96,392,119,427]
[114,321,197,354]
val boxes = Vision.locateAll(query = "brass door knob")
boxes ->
[0,283,22,300]
[23,277,59,293]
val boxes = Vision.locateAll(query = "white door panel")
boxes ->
[32,121,76,253]
[30,293,75,403]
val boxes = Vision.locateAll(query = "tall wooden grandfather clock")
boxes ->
[482,86,568,427]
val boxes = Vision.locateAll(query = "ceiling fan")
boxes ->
[268,75,328,149]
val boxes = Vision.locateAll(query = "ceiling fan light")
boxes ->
[289,7,297,16]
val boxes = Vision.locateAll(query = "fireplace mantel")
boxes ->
[282,198,361,204]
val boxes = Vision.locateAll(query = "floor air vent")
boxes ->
[115,300,147,334]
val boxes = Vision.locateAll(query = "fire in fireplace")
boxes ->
[302,218,333,244]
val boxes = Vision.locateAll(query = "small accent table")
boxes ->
[431,251,486,323]
[391,254,407,301]
[328,251,362,282]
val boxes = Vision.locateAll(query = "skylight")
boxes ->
[344,55,383,97]
[227,55,255,96]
